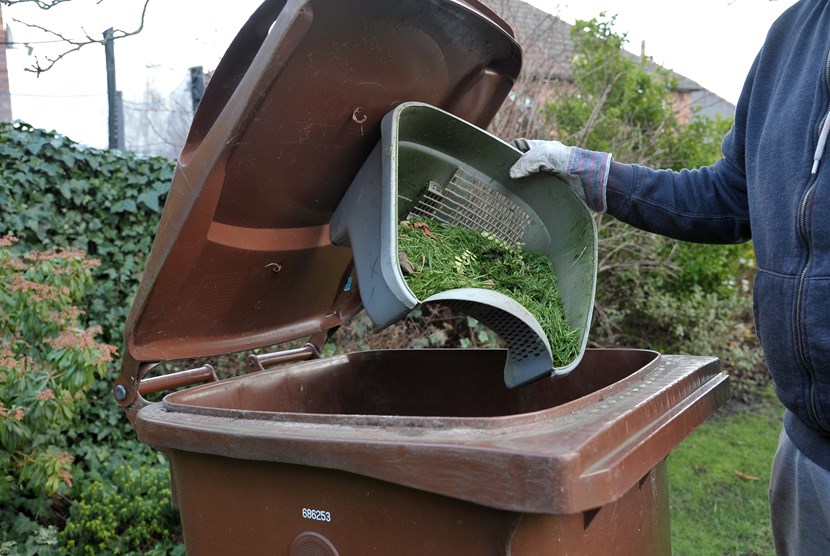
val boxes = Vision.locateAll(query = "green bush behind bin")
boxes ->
[0,121,174,345]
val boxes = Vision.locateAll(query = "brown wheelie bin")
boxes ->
[114,1,730,554]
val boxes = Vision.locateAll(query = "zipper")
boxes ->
[793,47,830,433]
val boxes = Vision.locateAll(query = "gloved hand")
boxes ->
[509,138,612,213]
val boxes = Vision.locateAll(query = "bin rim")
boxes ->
[134,349,728,514]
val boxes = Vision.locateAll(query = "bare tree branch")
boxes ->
[485,0,572,140]
[4,0,150,76]
[0,0,75,8]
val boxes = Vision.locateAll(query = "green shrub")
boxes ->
[539,16,766,392]
[0,517,60,556]
[0,236,184,553]
[0,236,116,507]
[0,124,184,552]
[60,465,182,556]
[592,219,765,398]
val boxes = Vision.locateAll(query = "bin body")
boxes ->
[135,348,729,555]
[165,451,669,555]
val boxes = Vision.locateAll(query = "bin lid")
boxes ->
[123,0,522,364]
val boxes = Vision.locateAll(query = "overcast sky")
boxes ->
[2,0,799,149]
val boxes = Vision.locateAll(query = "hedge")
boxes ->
[0,122,174,344]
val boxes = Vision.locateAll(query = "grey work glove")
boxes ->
[509,138,612,213]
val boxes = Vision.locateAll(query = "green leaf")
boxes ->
[57,182,73,200]
[136,190,159,212]
[25,138,46,156]
[111,199,137,214]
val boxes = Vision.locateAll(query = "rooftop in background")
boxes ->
[491,0,735,121]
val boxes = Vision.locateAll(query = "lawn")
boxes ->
[669,387,784,555]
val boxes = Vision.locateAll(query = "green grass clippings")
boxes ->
[397,218,580,367]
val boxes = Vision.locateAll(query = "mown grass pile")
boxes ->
[397,218,580,367]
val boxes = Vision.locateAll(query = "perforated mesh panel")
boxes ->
[406,168,532,244]
[435,299,548,364]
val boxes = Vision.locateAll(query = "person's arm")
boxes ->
[605,152,751,244]
[510,129,751,245]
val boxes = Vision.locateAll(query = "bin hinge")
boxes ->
[245,333,325,372]
[114,359,220,422]
[137,364,219,396]
[246,343,322,372]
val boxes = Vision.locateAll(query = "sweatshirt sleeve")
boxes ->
[604,54,756,245]
[605,154,751,244]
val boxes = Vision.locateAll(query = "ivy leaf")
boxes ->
[111,199,137,214]
[136,190,159,212]
[60,150,76,167]
[58,182,73,200]
[152,179,172,195]
[25,138,47,155]
[41,162,61,178]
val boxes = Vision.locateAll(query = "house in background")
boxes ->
[487,0,734,138]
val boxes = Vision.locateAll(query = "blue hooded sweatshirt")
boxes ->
[603,0,830,469]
